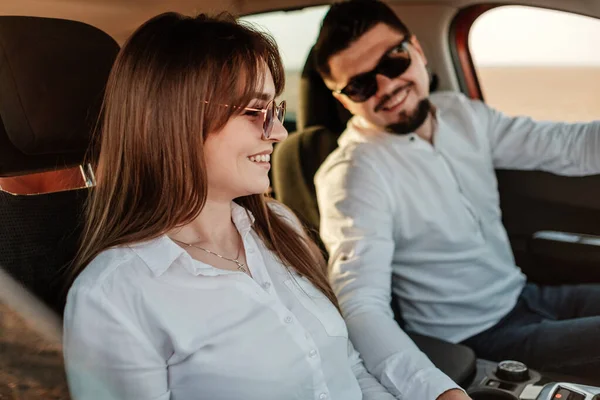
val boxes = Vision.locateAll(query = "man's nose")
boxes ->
[374,73,395,99]
[267,119,288,143]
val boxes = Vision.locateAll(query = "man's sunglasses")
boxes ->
[334,37,412,103]
[206,99,286,139]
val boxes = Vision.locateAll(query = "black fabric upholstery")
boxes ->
[409,332,476,388]
[0,189,86,314]
[0,16,119,177]
[0,17,118,316]
[273,45,477,386]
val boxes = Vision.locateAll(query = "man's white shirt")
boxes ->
[315,91,600,399]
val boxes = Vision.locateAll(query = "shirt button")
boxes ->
[284,316,293,324]
[308,349,318,358]
[247,247,255,254]
[319,393,328,400]
[409,135,415,142]
[262,282,271,290]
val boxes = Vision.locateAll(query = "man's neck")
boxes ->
[415,112,435,144]
[362,110,436,144]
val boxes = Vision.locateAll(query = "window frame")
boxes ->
[449,4,498,100]
[449,4,600,103]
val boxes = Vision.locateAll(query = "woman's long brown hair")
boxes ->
[69,12,339,310]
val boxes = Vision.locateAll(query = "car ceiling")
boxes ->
[1,0,599,44]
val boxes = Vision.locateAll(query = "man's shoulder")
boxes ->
[322,119,392,166]
[316,138,380,184]
[431,91,472,108]
[431,91,490,115]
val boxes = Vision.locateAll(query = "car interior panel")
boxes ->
[496,170,600,285]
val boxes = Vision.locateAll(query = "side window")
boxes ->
[240,5,330,132]
[469,6,600,122]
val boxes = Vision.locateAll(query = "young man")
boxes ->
[314,0,600,398]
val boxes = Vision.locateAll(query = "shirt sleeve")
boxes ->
[347,340,397,399]
[472,99,600,175]
[63,286,170,400]
[316,150,460,400]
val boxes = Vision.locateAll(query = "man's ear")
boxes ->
[332,91,352,111]
[409,35,428,66]
[324,75,353,111]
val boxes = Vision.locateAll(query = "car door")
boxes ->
[450,3,600,284]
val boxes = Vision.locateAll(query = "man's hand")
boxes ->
[436,388,472,400]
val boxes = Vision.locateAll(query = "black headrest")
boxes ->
[297,46,439,134]
[0,16,119,177]
[297,47,352,133]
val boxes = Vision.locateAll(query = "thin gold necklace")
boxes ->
[172,238,248,274]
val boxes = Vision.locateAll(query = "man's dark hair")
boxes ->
[314,0,411,79]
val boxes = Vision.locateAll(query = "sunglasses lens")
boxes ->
[345,78,378,103]
[344,53,412,103]
[277,101,286,125]
[379,57,411,79]
[262,101,287,139]
[262,101,275,139]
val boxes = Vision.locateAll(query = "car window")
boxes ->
[240,5,330,131]
[469,6,600,122]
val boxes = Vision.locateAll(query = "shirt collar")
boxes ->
[128,235,187,277]
[129,201,256,277]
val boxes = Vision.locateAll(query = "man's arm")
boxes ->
[316,150,463,400]
[347,340,399,399]
[473,99,600,175]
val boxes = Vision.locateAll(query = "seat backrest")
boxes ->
[296,48,353,134]
[272,48,348,236]
[272,125,338,243]
[0,16,119,315]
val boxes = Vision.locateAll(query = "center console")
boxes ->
[467,360,600,400]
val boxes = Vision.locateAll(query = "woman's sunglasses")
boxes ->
[205,99,286,139]
[334,37,412,103]
[243,99,286,139]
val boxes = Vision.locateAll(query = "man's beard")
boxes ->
[385,98,432,135]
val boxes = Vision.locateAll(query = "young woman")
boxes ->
[63,12,398,400]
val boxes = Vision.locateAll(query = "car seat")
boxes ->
[0,16,119,319]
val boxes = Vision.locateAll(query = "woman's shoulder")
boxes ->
[69,241,154,294]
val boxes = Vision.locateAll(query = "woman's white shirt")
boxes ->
[63,202,397,400]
